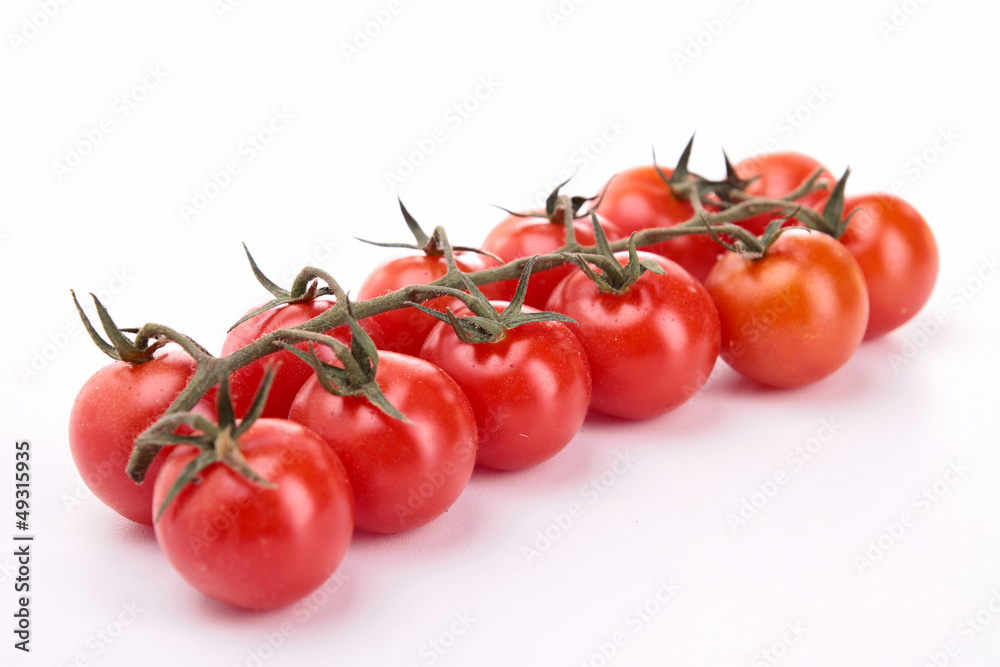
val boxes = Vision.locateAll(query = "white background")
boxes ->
[1,1,999,665]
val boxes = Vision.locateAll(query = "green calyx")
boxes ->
[543,175,603,222]
[356,198,501,263]
[276,299,410,423]
[228,243,340,332]
[495,174,595,222]
[650,134,744,202]
[71,290,166,364]
[658,134,698,186]
[495,175,609,253]
[716,150,757,199]
[653,137,779,208]
[566,214,665,295]
[700,211,796,261]
[813,167,855,239]
[140,368,278,521]
[405,256,576,344]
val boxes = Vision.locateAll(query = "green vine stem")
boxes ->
[121,178,831,482]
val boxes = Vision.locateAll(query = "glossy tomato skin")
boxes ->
[221,299,349,419]
[594,165,722,283]
[357,252,500,357]
[418,303,591,471]
[839,194,939,339]
[288,351,477,533]
[480,213,623,308]
[705,230,869,388]
[546,252,720,419]
[69,348,202,525]
[734,152,835,234]
[153,419,354,611]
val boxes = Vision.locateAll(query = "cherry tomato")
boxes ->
[480,212,623,308]
[733,152,835,234]
[69,348,206,525]
[289,351,477,533]
[705,229,869,388]
[153,418,354,611]
[594,165,722,283]
[839,193,939,339]
[418,303,591,471]
[545,251,720,419]
[221,299,349,419]
[357,251,500,357]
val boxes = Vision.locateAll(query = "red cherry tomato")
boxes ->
[221,299,349,419]
[705,230,869,388]
[839,193,939,339]
[418,302,591,471]
[153,418,354,611]
[289,351,477,533]
[545,251,720,419]
[480,212,623,308]
[595,165,721,282]
[733,152,835,234]
[69,348,206,525]
[357,251,499,357]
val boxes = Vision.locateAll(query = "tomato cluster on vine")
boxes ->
[67,139,939,611]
